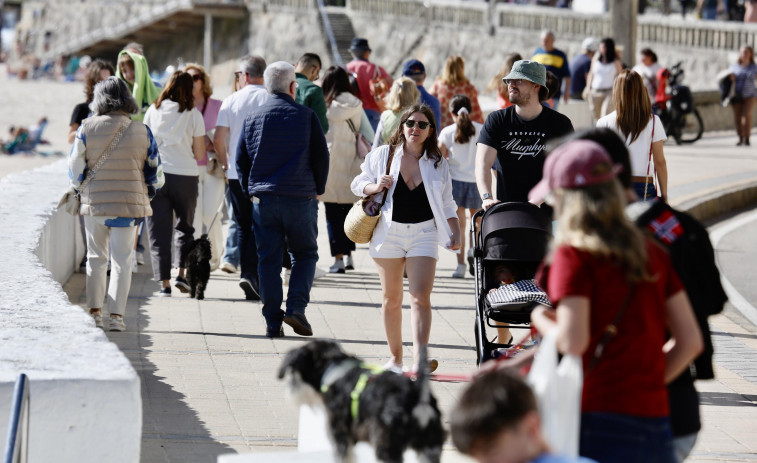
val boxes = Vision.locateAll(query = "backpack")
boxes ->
[369,64,391,113]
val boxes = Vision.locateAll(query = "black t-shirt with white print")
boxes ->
[478,105,574,202]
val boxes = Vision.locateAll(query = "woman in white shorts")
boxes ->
[351,103,461,373]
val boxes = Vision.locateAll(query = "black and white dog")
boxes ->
[185,234,211,300]
[278,340,445,463]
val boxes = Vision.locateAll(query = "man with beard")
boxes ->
[475,60,574,210]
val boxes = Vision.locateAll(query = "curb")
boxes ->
[676,180,757,223]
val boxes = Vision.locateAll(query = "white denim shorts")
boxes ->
[370,219,438,260]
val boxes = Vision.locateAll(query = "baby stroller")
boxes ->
[471,202,552,364]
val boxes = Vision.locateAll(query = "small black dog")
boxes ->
[278,340,445,463]
[185,234,211,300]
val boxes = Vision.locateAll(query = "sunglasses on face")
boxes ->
[506,79,529,86]
[404,120,430,130]
[191,74,203,82]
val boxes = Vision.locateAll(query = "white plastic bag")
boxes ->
[527,328,583,457]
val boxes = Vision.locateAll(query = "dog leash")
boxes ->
[401,330,538,383]
[202,201,225,238]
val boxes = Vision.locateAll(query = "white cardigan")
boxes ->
[351,144,458,252]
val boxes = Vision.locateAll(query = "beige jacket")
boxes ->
[320,93,364,204]
[79,112,153,218]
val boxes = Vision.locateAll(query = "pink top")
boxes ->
[196,97,222,166]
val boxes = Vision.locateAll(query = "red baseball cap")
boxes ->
[529,140,622,204]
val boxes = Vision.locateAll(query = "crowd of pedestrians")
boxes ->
[59,29,754,463]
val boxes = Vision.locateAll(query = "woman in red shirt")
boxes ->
[528,140,702,463]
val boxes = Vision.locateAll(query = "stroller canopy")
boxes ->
[481,202,552,263]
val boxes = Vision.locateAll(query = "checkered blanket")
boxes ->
[486,279,552,309]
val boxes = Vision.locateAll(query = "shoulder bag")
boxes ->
[369,64,390,113]
[57,120,132,215]
[643,118,657,201]
[344,147,395,244]
[346,118,371,159]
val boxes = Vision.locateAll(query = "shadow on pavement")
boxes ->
[699,391,757,407]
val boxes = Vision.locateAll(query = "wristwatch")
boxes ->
[482,193,492,200]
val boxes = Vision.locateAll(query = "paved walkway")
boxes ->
[58,130,757,463]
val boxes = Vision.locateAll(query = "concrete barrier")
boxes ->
[0,159,141,463]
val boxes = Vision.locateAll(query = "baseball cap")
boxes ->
[582,37,599,53]
[528,140,623,204]
[502,60,547,88]
[349,38,371,52]
[402,59,425,77]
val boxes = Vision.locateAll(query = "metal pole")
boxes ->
[611,0,638,68]
[203,13,212,71]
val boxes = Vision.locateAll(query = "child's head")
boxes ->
[491,261,537,285]
[118,53,135,85]
[451,370,547,463]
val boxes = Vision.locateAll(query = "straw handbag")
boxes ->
[344,148,395,244]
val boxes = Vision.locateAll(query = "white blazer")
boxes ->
[351,144,458,252]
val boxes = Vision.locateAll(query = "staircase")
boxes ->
[316,4,356,67]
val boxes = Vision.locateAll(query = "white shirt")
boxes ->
[591,60,618,90]
[215,84,270,180]
[144,101,205,176]
[632,62,662,103]
[351,145,458,251]
[438,121,483,183]
[597,111,666,177]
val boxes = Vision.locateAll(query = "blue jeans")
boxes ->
[364,109,381,131]
[580,413,675,463]
[252,195,319,330]
[633,181,657,201]
[222,185,240,267]
[228,180,258,285]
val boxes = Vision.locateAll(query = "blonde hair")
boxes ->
[385,77,420,112]
[551,180,650,283]
[184,62,213,100]
[613,70,652,144]
[441,56,468,87]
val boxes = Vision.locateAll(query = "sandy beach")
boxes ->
[0,63,83,179]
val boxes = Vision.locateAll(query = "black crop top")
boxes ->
[392,173,434,224]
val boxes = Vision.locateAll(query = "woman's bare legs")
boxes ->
[374,257,406,365]
[406,256,437,370]
[455,207,467,265]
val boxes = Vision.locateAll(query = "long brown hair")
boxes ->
[488,52,522,95]
[613,70,652,144]
[321,66,355,106]
[449,94,475,144]
[154,71,195,112]
[84,59,116,103]
[388,104,443,168]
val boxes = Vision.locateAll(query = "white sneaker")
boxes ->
[344,255,354,270]
[91,312,104,330]
[131,250,138,273]
[136,251,145,265]
[329,260,345,274]
[109,316,126,332]
[282,268,291,286]
[220,261,238,274]
[382,361,406,374]
[452,264,466,278]
[314,266,326,279]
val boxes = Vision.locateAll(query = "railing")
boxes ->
[315,0,344,67]
[3,374,30,463]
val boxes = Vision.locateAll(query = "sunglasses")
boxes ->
[191,74,204,82]
[404,120,430,130]
[234,71,243,80]
[505,79,529,87]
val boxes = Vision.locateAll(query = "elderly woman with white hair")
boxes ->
[68,76,164,331]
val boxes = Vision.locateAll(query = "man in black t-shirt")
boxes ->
[475,60,574,209]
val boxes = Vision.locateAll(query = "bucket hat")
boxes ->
[349,38,371,52]
[502,60,547,88]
